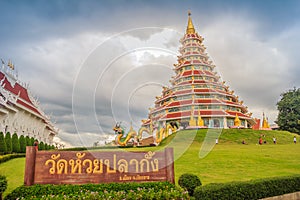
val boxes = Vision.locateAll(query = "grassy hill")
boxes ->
[165,129,300,184]
[1,129,300,197]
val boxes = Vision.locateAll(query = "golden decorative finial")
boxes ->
[7,59,14,70]
[186,10,195,34]
[197,109,204,126]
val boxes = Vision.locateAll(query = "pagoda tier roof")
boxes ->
[182,51,207,56]
[177,80,207,85]
[174,89,192,95]
[162,110,252,121]
[179,70,215,77]
[167,99,193,107]
[164,110,227,119]
[175,61,212,70]
[175,81,224,88]
[155,88,236,105]
[151,104,166,113]
[0,71,41,116]
[164,99,244,109]
[226,111,251,119]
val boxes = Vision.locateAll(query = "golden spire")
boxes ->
[186,10,195,34]
[197,109,204,126]
[189,106,196,126]
[262,112,270,128]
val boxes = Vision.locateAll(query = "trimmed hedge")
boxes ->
[0,154,25,164]
[5,181,189,200]
[0,132,7,154]
[11,133,20,153]
[4,133,12,154]
[194,175,300,200]
[178,173,202,196]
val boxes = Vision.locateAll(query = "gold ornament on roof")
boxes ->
[186,11,195,34]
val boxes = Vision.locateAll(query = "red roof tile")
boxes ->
[0,71,40,115]
[195,99,220,104]
[226,111,249,118]
[174,89,192,95]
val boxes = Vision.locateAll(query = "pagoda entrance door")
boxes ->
[213,119,220,128]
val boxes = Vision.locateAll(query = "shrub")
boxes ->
[19,135,26,153]
[39,141,45,150]
[0,132,6,154]
[0,154,25,164]
[11,133,20,153]
[178,173,202,196]
[5,181,189,200]
[30,137,35,147]
[0,175,7,199]
[25,136,31,146]
[4,133,12,154]
[194,175,300,200]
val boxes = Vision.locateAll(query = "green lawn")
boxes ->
[168,129,300,184]
[1,129,300,197]
[0,157,25,197]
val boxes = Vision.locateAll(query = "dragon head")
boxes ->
[113,122,123,134]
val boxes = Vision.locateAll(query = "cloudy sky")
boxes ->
[1,0,300,147]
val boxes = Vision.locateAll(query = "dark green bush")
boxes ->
[5,181,189,200]
[0,154,25,164]
[30,137,35,147]
[39,141,45,150]
[25,136,31,146]
[194,175,300,200]
[11,133,20,153]
[178,173,202,196]
[0,175,7,199]
[19,135,26,153]
[4,133,12,154]
[0,132,6,154]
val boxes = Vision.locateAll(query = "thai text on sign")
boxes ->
[24,147,174,185]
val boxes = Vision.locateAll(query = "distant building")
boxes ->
[142,12,255,129]
[0,59,58,144]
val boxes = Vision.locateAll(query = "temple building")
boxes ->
[0,59,58,144]
[142,12,255,129]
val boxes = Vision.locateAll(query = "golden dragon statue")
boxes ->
[155,121,179,144]
[138,120,179,145]
[113,122,137,146]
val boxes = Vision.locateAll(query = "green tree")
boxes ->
[4,132,12,154]
[30,137,35,146]
[39,141,45,150]
[19,135,26,153]
[44,143,48,150]
[0,132,7,154]
[12,133,20,153]
[276,88,300,134]
[25,136,31,146]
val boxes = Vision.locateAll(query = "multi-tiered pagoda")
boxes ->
[142,12,255,130]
